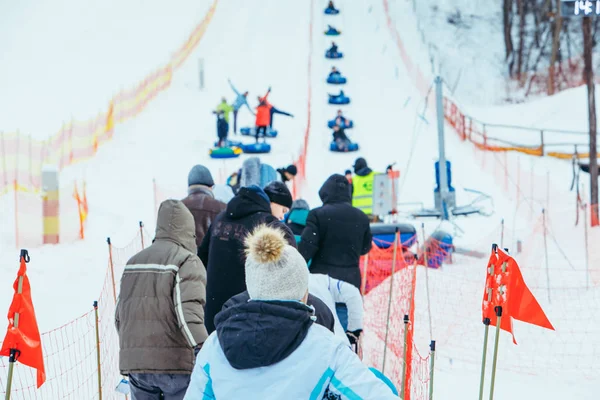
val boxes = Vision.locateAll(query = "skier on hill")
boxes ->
[299,174,372,290]
[199,183,295,333]
[181,165,226,248]
[116,200,207,399]
[184,225,398,399]
[228,79,255,134]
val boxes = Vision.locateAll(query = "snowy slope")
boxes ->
[0,0,212,139]
[0,0,598,398]
[0,0,311,332]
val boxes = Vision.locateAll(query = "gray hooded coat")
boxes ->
[115,200,208,375]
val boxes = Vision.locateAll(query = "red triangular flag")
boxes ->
[482,247,554,344]
[0,253,46,388]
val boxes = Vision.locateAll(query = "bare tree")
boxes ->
[503,0,515,76]
[516,0,526,80]
[548,0,562,95]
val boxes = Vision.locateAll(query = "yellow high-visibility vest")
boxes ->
[352,171,376,215]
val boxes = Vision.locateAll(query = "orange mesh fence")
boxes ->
[0,0,219,197]
[0,228,151,399]
[361,236,432,398]
[3,180,89,249]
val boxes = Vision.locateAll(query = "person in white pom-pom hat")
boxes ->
[184,225,397,400]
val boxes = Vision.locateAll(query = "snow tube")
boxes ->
[241,142,272,154]
[328,95,350,105]
[240,127,278,138]
[369,223,417,249]
[209,146,242,159]
[214,140,243,147]
[368,368,399,396]
[326,74,347,84]
[325,50,343,59]
[324,8,340,15]
[324,29,341,36]
[329,142,359,152]
[327,119,353,129]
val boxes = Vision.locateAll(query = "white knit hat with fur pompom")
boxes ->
[245,225,308,301]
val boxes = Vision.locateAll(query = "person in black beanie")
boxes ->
[277,164,298,183]
[263,180,293,220]
[199,185,296,334]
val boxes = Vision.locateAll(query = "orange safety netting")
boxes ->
[0,228,150,399]
[2,180,88,249]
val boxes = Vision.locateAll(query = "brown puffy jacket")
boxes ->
[115,200,208,375]
[181,185,227,247]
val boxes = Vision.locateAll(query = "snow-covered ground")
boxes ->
[1,0,599,398]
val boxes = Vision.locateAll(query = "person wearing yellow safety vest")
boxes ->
[351,157,377,218]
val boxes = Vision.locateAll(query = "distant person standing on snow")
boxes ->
[255,98,271,143]
[215,97,233,132]
[213,110,228,147]
[116,200,207,400]
[228,79,255,134]
[269,105,294,129]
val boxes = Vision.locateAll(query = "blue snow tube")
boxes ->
[328,94,350,105]
[325,28,341,36]
[327,119,353,129]
[370,223,417,249]
[325,50,343,59]
[209,146,242,159]
[324,7,340,15]
[241,142,272,154]
[368,368,399,396]
[240,127,279,138]
[214,140,243,147]
[326,74,347,84]
[329,142,359,152]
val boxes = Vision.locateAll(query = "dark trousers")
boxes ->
[233,109,238,134]
[129,373,191,400]
[255,125,267,142]
[335,303,348,331]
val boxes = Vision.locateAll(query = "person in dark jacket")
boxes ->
[199,185,295,333]
[116,200,207,400]
[277,164,298,183]
[269,105,294,129]
[299,174,372,289]
[213,110,229,147]
[222,289,335,334]
[181,165,227,247]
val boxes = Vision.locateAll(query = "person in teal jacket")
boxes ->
[228,79,255,134]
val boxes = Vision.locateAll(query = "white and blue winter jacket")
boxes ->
[183,300,397,400]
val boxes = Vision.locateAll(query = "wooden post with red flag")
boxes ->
[480,244,555,400]
[1,250,46,399]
